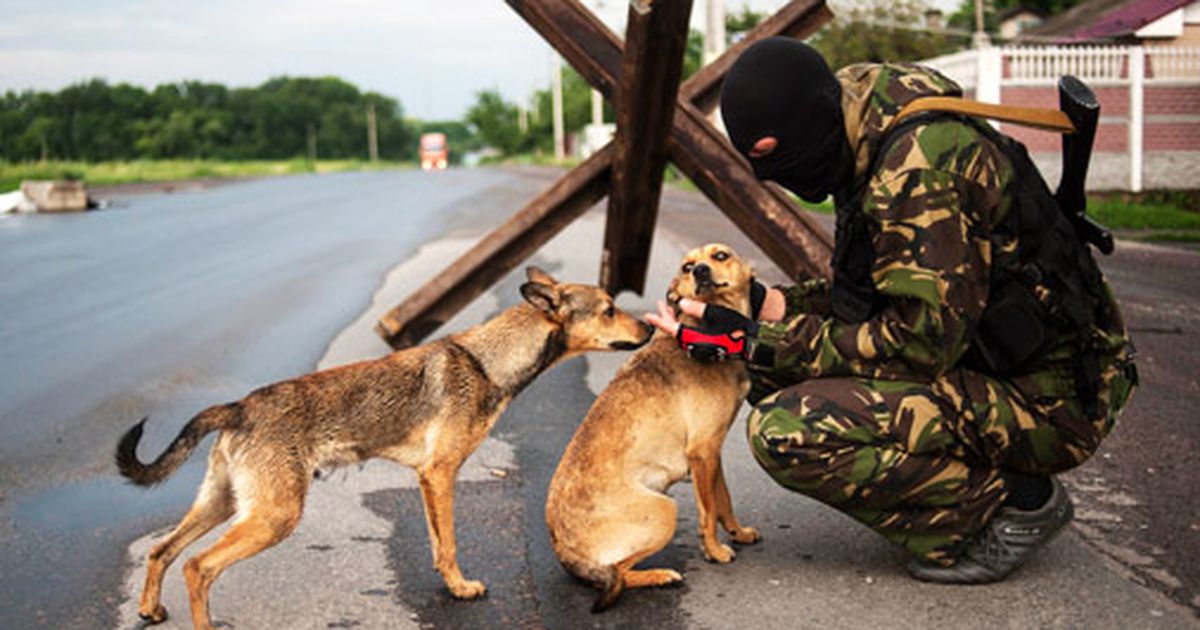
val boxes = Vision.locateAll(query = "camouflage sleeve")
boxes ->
[750,165,993,384]
[778,278,831,318]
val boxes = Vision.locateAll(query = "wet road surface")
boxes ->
[1,168,1197,628]
[0,168,544,628]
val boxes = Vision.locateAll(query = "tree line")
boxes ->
[464,2,963,159]
[0,76,418,162]
[2,0,1074,166]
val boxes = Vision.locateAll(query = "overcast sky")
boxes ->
[0,0,955,120]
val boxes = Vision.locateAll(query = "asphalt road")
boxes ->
[0,167,1196,629]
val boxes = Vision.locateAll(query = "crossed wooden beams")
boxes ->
[377,0,835,349]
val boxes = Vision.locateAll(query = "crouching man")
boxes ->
[647,39,1137,582]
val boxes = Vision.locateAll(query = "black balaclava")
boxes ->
[720,38,853,203]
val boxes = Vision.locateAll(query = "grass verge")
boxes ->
[0,159,412,192]
[1087,197,1200,231]
[667,177,1197,241]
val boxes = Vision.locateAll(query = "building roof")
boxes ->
[997,6,1048,22]
[1023,0,1193,42]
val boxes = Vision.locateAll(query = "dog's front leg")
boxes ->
[416,462,487,599]
[687,443,735,563]
[713,456,761,545]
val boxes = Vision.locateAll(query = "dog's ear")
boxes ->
[525,266,558,286]
[521,281,560,317]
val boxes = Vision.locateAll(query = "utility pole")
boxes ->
[973,0,991,47]
[704,0,726,66]
[590,1,606,127]
[306,122,317,166]
[592,89,603,124]
[366,103,379,162]
[552,54,565,160]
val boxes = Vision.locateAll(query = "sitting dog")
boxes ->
[545,244,761,612]
[116,267,653,630]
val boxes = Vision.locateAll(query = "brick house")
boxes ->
[923,0,1200,191]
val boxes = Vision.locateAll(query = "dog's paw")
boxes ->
[449,579,487,600]
[660,569,685,585]
[731,526,761,545]
[138,604,168,624]
[703,543,736,563]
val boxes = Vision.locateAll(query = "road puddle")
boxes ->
[13,457,205,532]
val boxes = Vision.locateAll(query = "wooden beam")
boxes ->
[509,0,833,280]
[680,1,834,114]
[376,0,836,348]
[601,0,694,296]
[375,145,613,349]
[505,0,623,101]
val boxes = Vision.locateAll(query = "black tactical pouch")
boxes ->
[967,279,1048,375]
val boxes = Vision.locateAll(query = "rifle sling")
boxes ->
[887,96,1076,134]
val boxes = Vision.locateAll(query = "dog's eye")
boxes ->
[604,305,615,317]
[712,251,729,262]
[681,262,695,273]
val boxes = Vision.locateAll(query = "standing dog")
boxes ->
[116,267,652,630]
[545,244,761,611]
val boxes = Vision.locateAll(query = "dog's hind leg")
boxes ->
[416,459,486,600]
[592,551,682,613]
[182,471,306,630]
[623,568,684,587]
[138,449,235,624]
[592,493,679,612]
[712,455,761,545]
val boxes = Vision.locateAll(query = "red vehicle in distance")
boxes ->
[419,132,449,171]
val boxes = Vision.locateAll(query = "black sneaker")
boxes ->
[907,476,1074,584]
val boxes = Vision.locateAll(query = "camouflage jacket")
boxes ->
[748,63,1133,407]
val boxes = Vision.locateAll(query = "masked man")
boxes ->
[646,38,1137,582]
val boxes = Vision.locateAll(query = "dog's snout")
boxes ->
[692,263,712,282]
[610,322,655,351]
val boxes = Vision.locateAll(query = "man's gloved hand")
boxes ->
[646,299,758,362]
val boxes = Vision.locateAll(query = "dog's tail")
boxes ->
[115,403,242,486]
[591,565,624,613]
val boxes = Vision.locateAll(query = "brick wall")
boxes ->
[1144,85,1200,115]
[998,84,1200,154]
[1146,122,1200,150]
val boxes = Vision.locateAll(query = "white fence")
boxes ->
[1148,46,1200,78]
[925,45,1200,88]
[922,45,1200,191]
[1006,46,1128,83]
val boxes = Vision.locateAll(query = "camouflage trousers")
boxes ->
[746,365,1133,565]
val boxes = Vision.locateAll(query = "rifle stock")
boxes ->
[1057,75,1115,255]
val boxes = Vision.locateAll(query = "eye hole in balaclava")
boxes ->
[720,38,853,203]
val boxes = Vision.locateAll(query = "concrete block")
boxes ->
[20,180,88,213]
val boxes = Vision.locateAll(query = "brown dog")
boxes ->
[545,244,761,612]
[116,267,653,630]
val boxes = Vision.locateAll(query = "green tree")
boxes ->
[725,4,765,35]
[0,76,414,162]
[810,0,961,71]
[524,67,607,155]
[20,116,58,162]
[947,0,1079,35]
[465,89,522,156]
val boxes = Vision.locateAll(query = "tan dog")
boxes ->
[116,267,653,630]
[545,244,761,612]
